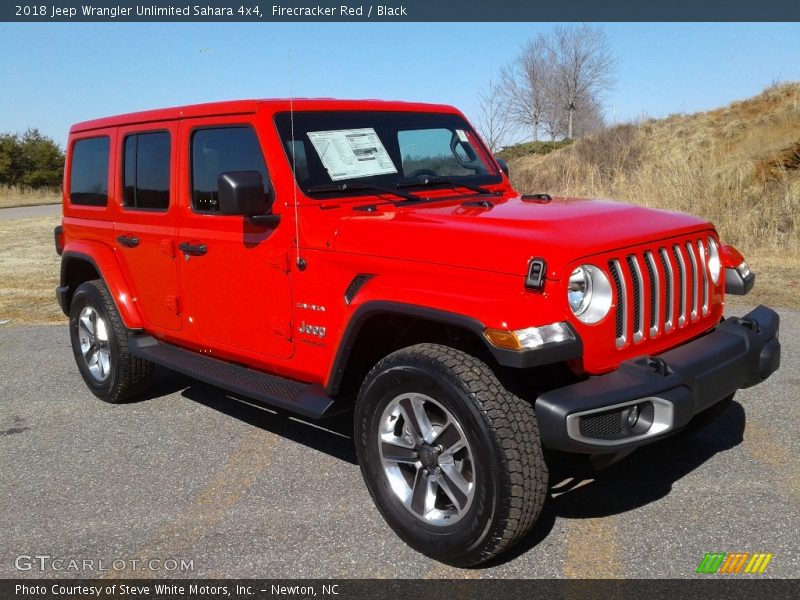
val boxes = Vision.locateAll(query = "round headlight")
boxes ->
[568,265,613,324]
[707,237,721,285]
[568,267,592,315]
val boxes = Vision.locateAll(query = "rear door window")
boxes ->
[122,131,171,211]
[70,136,110,206]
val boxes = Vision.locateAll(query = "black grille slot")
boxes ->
[672,245,686,323]
[609,260,624,340]
[579,410,624,439]
[344,274,374,305]
[644,252,657,331]
[626,255,642,337]
[659,248,673,331]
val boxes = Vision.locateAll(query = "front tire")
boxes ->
[354,343,548,566]
[69,280,153,403]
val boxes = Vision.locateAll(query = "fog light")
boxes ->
[627,404,640,428]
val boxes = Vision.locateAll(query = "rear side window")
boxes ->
[70,137,110,206]
[123,132,171,211]
[191,126,268,212]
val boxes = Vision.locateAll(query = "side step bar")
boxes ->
[128,335,335,419]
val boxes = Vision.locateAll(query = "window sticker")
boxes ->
[455,129,469,143]
[307,128,397,181]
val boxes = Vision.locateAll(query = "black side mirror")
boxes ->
[496,158,509,178]
[217,171,269,216]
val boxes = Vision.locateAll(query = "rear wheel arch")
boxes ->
[60,254,100,305]
[59,250,143,329]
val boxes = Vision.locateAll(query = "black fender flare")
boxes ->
[325,300,582,395]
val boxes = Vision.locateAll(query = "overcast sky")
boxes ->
[2,22,799,146]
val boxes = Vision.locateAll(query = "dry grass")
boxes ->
[0,185,61,209]
[0,215,65,325]
[510,82,800,308]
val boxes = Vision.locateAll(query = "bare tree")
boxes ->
[550,24,616,139]
[542,77,567,141]
[572,94,606,137]
[474,79,511,153]
[500,36,553,142]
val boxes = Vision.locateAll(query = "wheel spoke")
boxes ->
[98,349,110,377]
[433,422,466,456]
[380,439,418,464]
[86,346,98,365]
[399,396,435,444]
[437,464,471,511]
[79,314,94,337]
[95,317,109,342]
[410,467,433,515]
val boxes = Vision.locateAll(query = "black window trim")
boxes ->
[68,134,111,208]
[120,128,172,213]
[188,123,272,216]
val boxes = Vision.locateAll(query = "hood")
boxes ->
[333,195,713,280]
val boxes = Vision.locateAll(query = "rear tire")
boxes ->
[69,280,153,403]
[354,343,548,566]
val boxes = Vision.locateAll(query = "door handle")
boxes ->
[116,235,140,248]
[178,241,208,256]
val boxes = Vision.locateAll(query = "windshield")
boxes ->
[274,111,501,194]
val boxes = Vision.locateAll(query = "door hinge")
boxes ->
[270,252,291,275]
[272,314,292,340]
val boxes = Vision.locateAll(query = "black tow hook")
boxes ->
[647,357,671,377]
[740,318,760,333]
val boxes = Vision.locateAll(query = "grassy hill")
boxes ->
[508,82,800,308]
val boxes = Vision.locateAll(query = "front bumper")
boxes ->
[535,305,780,453]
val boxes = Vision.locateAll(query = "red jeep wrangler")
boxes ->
[54,99,780,566]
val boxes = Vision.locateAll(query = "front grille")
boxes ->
[611,236,716,349]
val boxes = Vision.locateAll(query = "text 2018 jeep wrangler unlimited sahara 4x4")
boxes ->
[55,99,780,566]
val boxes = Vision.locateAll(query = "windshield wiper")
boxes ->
[306,182,424,203]
[396,176,499,196]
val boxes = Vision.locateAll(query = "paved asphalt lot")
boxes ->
[1,306,797,579]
